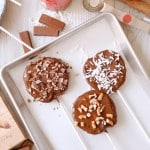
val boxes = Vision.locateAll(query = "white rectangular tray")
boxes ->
[1,13,150,150]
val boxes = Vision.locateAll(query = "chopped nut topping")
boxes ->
[100,105,105,112]
[35,97,41,101]
[47,79,52,83]
[40,98,44,102]
[89,93,97,99]
[95,120,100,125]
[23,73,27,78]
[93,104,97,110]
[86,113,91,118]
[28,88,31,93]
[27,70,32,74]
[63,79,68,85]
[78,115,86,119]
[89,105,93,110]
[90,98,97,104]
[81,105,88,112]
[52,82,56,87]
[42,91,47,96]
[91,121,96,129]
[90,98,100,107]
[74,121,78,126]
[106,118,114,126]
[96,107,101,116]
[95,117,104,121]
[61,68,65,73]
[82,98,86,101]
[98,93,103,101]
[106,114,113,119]
[77,107,82,113]
[88,109,92,112]
[102,120,106,126]
[59,78,63,83]
[80,122,84,127]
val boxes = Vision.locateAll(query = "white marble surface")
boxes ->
[0,0,150,77]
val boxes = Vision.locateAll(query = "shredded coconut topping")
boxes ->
[85,50,125,94]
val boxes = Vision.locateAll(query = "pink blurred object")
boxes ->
[41,0,72,11]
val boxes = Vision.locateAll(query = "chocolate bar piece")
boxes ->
[19,139,33,148]
[17,146,30,150]
[19,31,33,53]
[39,14,65,31]
[34,26,59,36]
[12,139,33,150]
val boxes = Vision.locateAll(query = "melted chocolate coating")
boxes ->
[73,90,117,134]
[83,50,126,94]
[23,57,69,102]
